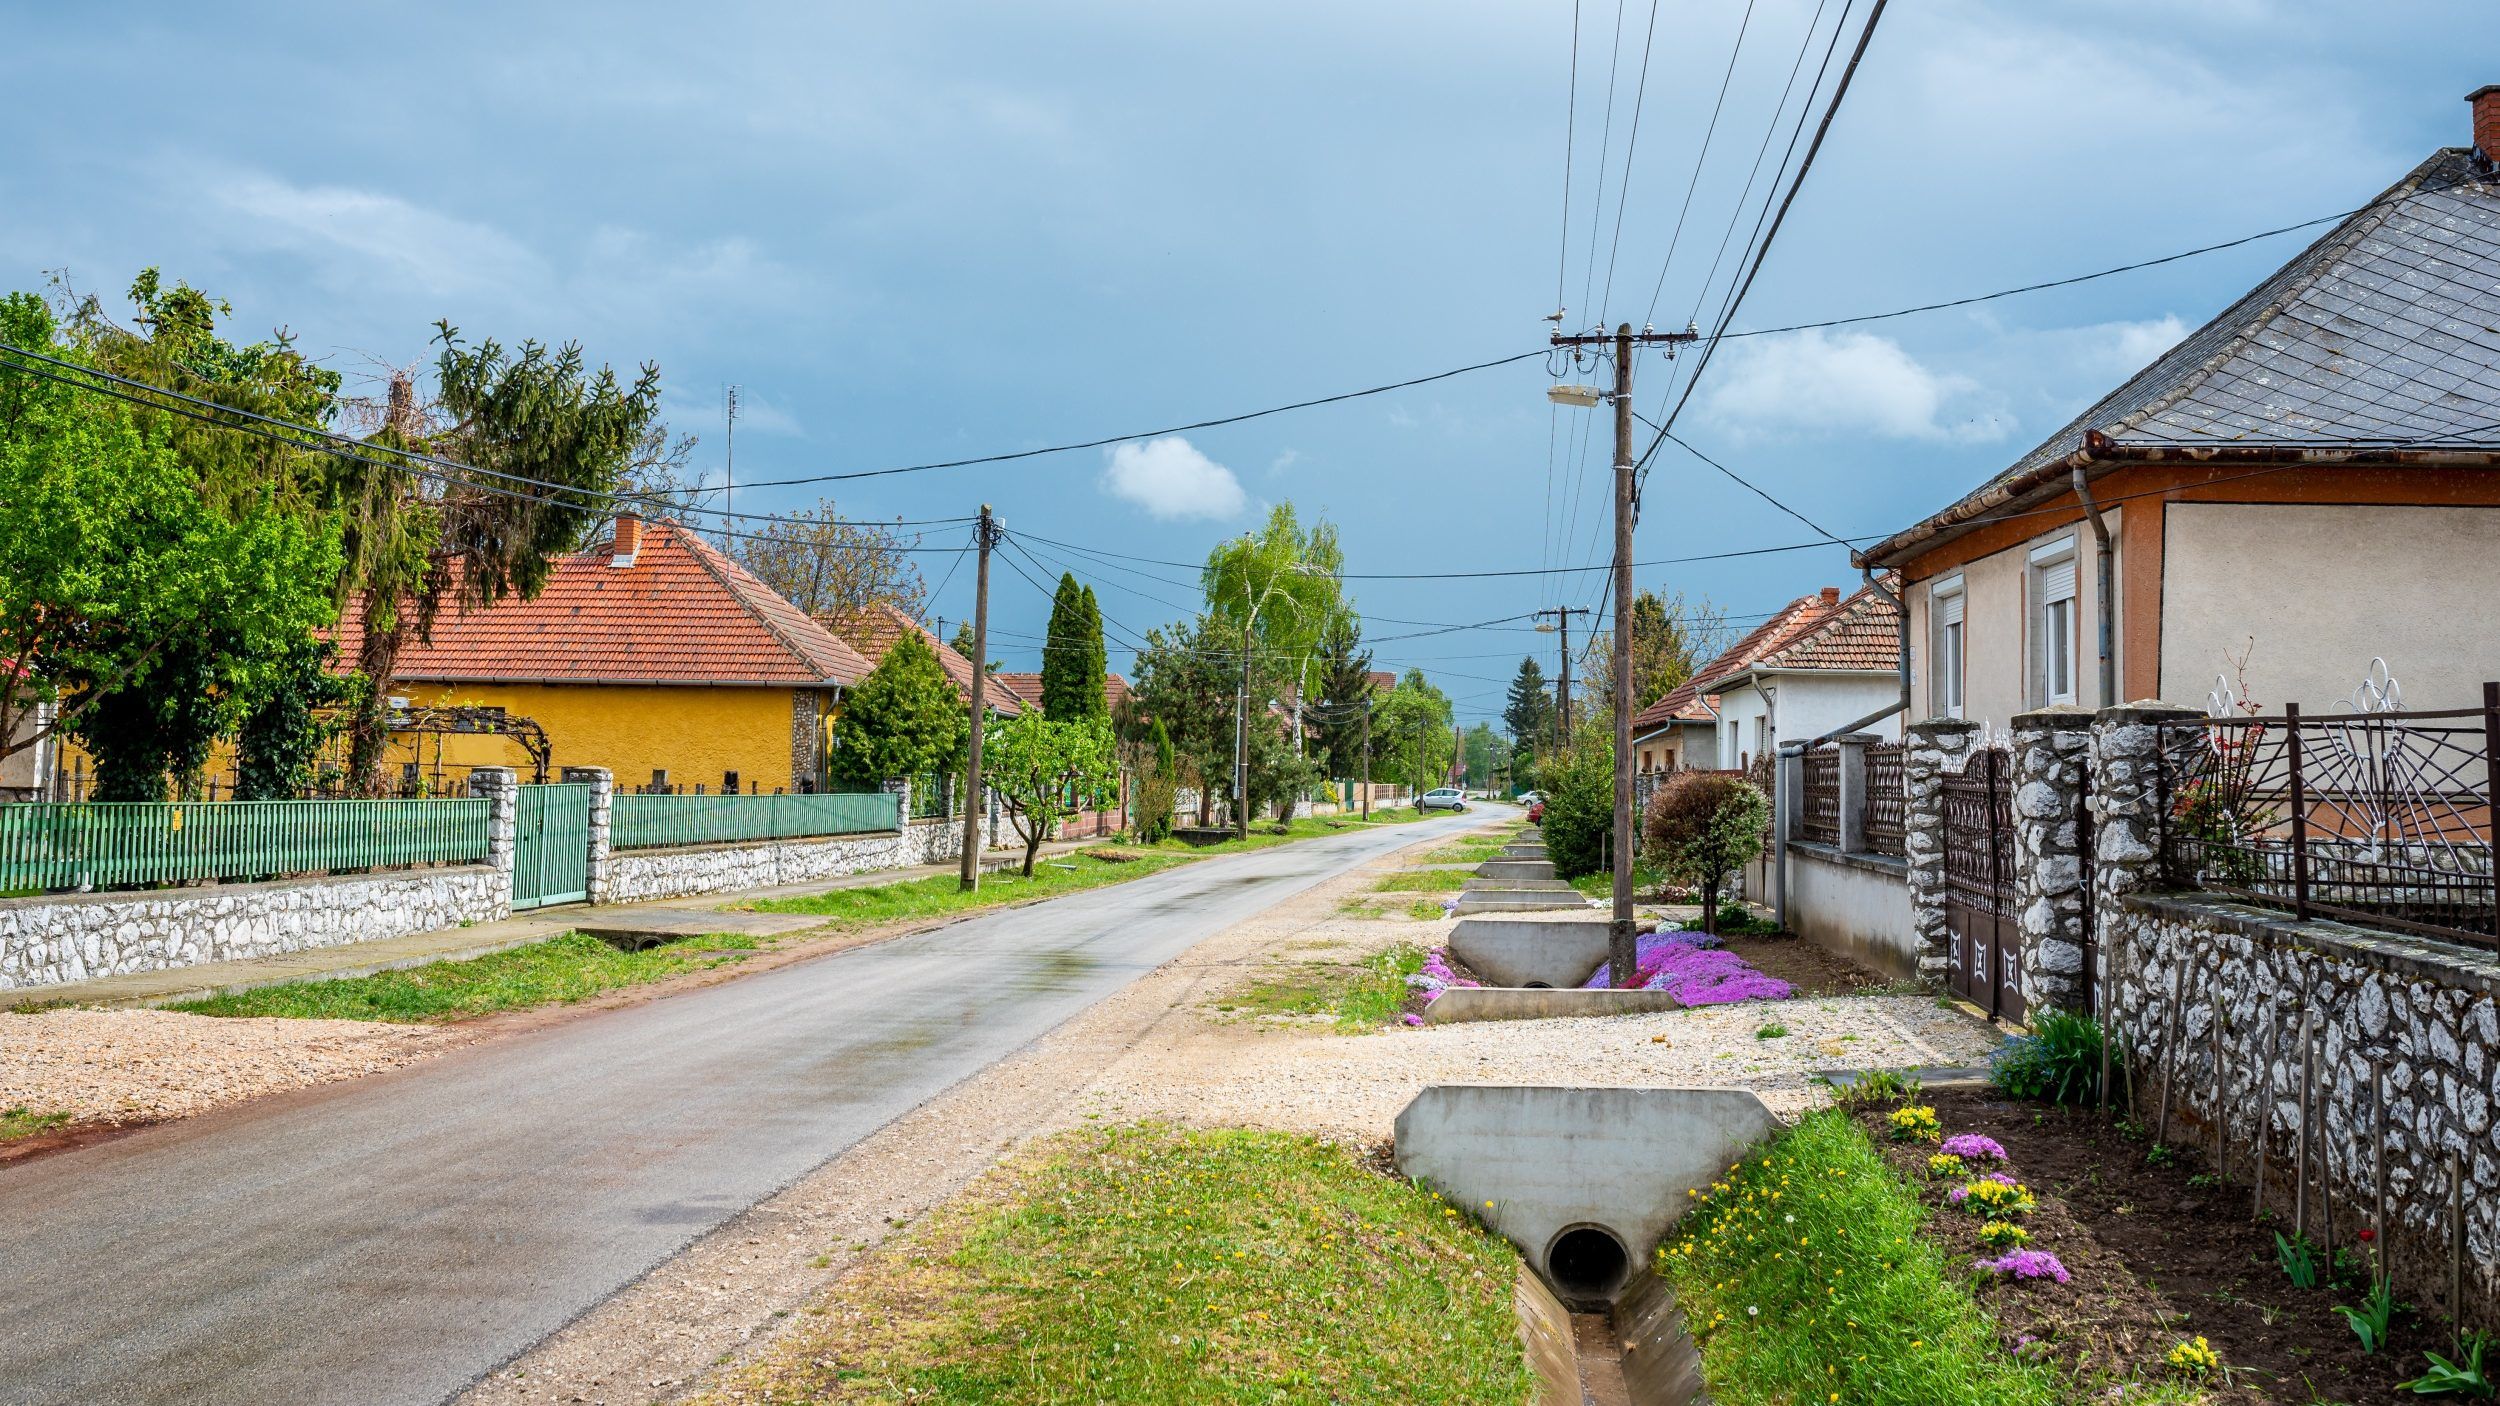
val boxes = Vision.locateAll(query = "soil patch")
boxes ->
[1870,1086,2443,1404]
[1718,932,1891,997]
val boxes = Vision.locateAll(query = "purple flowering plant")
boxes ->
[1939,1133,2008,1164]
[1976,1249,2070,1284]
[1578,930,1793,1005]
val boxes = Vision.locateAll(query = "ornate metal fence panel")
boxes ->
[2157,680,2498,948]
[1798,746,1841,847]
[1941,748,2021,1021]
[1863,742,1907,858]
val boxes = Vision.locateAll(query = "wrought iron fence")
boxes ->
[908,774,956,820]
[2155,683,2499,948]
[0,797,493,893]
[1863,741,1907,858]
[611,790,902,851]
[1798,745,1841,847]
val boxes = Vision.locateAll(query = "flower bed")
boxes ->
[1574,929,1793,1005]
[1400,946,1484,1024]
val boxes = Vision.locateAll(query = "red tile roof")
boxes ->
[990,672,1129,717]
[334,518,873,688]
[1746,582,1901,674]
[1629,589,1856,733]
[833,602,1022,714]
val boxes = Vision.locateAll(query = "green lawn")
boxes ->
[1371,867,1472,893]
[1219,944,1425,1030]
[747,848,1198,921]
[697,1125,1534,1405]
[166,932,762,1022]
[1659,1110,2070,1406]
[2,1106,72,1141]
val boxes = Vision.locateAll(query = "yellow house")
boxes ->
[336,516,872,793]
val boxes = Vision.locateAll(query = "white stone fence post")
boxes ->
[1902,718,1979,987]
[2010,707,2093,1013]
[561,766,614,905]
[466,766,519,919]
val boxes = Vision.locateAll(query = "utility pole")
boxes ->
[1533,606,1590,745]
[721,384,740,552]
[1360,695,1371,820]
[1234,619,1252,840]
[1550,320,1698,986]
[958,505,999,890]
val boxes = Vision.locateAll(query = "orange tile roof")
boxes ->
[1746,581,1902,674]
[1630,590,1841,732]
[990,672,1128,717]
[334,518,873,688]
[832,602,1023,714]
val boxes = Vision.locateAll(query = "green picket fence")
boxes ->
[0,798,495,893]
[610,790,901,851]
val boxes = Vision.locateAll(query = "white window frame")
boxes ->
[2029,538,2079,708]
[1929,575,1966,719]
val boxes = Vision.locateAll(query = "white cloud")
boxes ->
[1702,329,2010,443]
[206,170,540,298]
[1100,436,1246,520]
[1267,448,1301,476]
[2099,315,2190,375]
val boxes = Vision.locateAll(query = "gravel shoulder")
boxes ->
[460,821,2002,1406]
[0,1010,456,1135]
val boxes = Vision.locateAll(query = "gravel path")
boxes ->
[0,1010,450,1125]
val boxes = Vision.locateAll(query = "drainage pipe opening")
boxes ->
[1545,1224,1631,1300]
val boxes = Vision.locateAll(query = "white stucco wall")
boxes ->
[2160,502,2500,712]
[1905,507,2124,729]
[1783,844,1917,982]
[1715,674,1902,764]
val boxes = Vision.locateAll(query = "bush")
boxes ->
[1988,1008,2107,1105]
[1537,733,1615,880]
[1132,763,1176,844]
[1643,772,1769,935]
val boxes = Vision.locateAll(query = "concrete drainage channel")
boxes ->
[1433,833,1687,1022]
[1396,1085,1778,1404]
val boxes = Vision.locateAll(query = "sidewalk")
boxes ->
[9,837,1105,1012]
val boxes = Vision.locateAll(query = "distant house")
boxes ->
[335,516,874,794]
[1707,582,1903,765]
[1859,102,2500,724]
[1630,588,1851,775]
[989,671,1127,718]
[834,602,1025,717]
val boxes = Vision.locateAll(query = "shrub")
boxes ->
[1643,772,1769,935]
[1988,1008,2107,1106]
[1537,731,1615,880]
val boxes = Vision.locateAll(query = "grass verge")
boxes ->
[1371,867,1472,893]
[1220,945,1425,1030]
[1659,1109,2068,1406]
[695,1125,1534,1405]
[747,848,1198,921]
[2,1106,72,1141]
[166,932,761,1022]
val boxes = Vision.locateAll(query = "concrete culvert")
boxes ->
[1545,1224,1630,1300]
[1523,981,1552,990]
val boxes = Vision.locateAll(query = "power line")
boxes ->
[1643,0,1757,329]
[1595,0,1664,322]
[1679,0,1832,337]
[1553,0,1583,319]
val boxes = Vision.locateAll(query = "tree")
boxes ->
[1579,589,1731,716]
[1370,670,1454,804]
[983,711,1117,876]
[1202,503,1345,801]
[1130,616,1235,826]
[1539,724,1615,881]
[0,281,341,796]
[1131,716,1178,844]
[830,630,968,788]
[1462,722,1511,791]
[1503,657,1555,759]
[343,324,663,792]
[736,498,927,622]
[1310,612,1375,782]
[233,638,351,799]
[1245,715,1321,823]
[1039,573,1106,721]
[1643,771,1770,935]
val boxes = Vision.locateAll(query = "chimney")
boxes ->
[2472,85,2500,167]
[611,514,643,569]
[1819,585,1841,607]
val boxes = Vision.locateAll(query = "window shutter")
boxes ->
[2039,556,2077,603]
[1937,590,1964,627]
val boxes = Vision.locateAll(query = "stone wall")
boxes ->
[0,866,505,990]
[1900,718,1979,986]
[601,818,962,905]
[2108,892,2500,1326]
[2011,707,2092,1013]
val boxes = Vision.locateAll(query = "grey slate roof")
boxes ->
[1864,148,2500,563]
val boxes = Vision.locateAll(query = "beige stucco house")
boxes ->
[1860,109,2500,724]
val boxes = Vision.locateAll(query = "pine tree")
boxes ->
[1312,612,1374,780]
[1503,657,1554,754]
[1040,573,1106,720]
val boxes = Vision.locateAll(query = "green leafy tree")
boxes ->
[1370,670,1455,805]
[1643,771,1770,934]
[0,283,341,797]
[233,638,352,799]
[1503,657,1555,760]
[1131,616,1235,826]
[1245,715,1321,823]
[1203,504,1344,826]
[983,711,1118,876]
[1310,612,1375,783]
[1131,716,1178,844]
[1462,722,1511,791]
[1539,725,1616,881]
[832,630,969,788]
[1040,573,1107,721]
[1580,589,1732,717]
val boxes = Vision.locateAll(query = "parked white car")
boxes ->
[1419,787,1468,812]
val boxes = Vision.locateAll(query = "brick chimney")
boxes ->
[1818,585,1841,607]
[610,514,643,568]
[2472,85,2500,167]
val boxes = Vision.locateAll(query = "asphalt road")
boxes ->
[0,811,1487,1406]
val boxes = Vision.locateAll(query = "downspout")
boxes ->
[2071,466,2116,708]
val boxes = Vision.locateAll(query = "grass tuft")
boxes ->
[1660,1109,2065,1406]
[1224,945,1425,1031]
[166,932,758,1023]
[1371,867,1472,893]
[2,1106,72,1141]
[694,1125,1534,1405]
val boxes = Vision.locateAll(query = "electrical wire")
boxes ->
[1642,0,1756,330]
[1595,0,1664,322]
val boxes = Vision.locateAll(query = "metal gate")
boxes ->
[1941,749,2022,1022]
[512,782,591,910]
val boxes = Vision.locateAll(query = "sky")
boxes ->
[3,1,2490,725]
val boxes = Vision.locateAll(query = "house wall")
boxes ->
[1902,506,2123,729]
[388,682,825,792]
[1716,675,1902,764]
[1715,687,1770,771]
[1783,843,1916,981]
[2161,502,2500,711]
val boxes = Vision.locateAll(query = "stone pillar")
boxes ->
[467,766,519,919]
[2088,702,2206,1017]
[2011,707,2093,1013]
[561,766,613,905]
[1835,732,1876,854]
[1903,718,1980,986]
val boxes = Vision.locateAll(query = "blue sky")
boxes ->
[3,2,2488,723]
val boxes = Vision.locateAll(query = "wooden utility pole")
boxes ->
[1534,606,1589,746]
[1549,321,1697,986]
[958,505,999,890]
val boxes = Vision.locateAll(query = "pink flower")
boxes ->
[1977,1249,2070,1283]
[1940,1134,2008,1164]
[1400,1013,1425,1027]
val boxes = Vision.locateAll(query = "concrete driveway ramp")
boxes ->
[1448,913,1609,987]
[1394,1085,1779,1309]
[1423,987,1682,1023]
[1450,888,1590,915]
[1477,858,1557,882]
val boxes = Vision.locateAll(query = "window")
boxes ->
[1929,577,1965,719]
[2029,539,2079,707]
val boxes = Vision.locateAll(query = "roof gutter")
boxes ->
[1855,433,2500,569]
